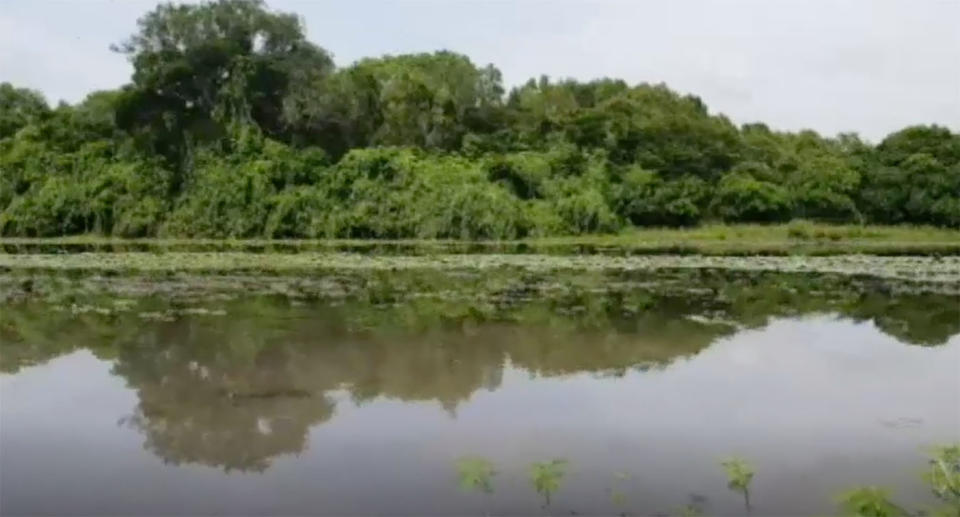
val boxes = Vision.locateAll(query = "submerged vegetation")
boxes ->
[2,0,960,239]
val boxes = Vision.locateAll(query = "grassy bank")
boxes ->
[2,224,958,256]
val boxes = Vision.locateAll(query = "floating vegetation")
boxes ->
[2,252,959,287]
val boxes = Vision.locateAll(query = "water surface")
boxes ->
[1,269,958,515]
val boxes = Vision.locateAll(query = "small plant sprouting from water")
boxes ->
[675,503,702,517]
[608,471,630,510]
[836,486,908,517]
[456,457,497,495]
[720,457,755,512]
[925,443,960,515]
[529,459,568,509]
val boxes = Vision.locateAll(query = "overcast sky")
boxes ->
[1,0,958,141]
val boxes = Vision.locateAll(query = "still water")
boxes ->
[1,269,958,515]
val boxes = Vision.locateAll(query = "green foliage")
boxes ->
[837,487,908,517]
[712,172,793,223]
[550,185,620,234]
[162,155,276,238]
[306,147,529,239]
[0,83,50,140]
[721,457,754,492]
[529,459,568,507]
[0,135,170,237]
[859,126,960,227]
[721,457,755,511]
[925,444,960,514]
[1,1,959,237]
[113,0,334,176]
[455,457,496,495]
[485,152,551,200]
[613,169,708,227]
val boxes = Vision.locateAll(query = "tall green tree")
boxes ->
[113,0,334,187]
[0,83,50,141]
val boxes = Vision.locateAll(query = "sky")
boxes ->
[1,0,958,142]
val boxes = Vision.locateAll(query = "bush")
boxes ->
[792,187,860,223]
[0,176,90,236]
[523,201,566,237]
[422,182,527,239]
[551,188,620,234]
[485,152,550,200]
[162,156,276,238]
[712,173,792,223]
[309,147,533,239]
[264,186,329,238]
[614,168,707,227]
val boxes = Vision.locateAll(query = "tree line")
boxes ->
[1,0,958,238]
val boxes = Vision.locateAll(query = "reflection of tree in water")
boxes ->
[0,297,132,373]
[2,269,958,471]
[98,294,726,471]
[845,292,960,346]
[112,318,338,472]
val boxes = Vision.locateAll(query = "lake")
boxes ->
[1,264,958,515]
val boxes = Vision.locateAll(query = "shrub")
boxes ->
[264,186,329,238]
[0,176,90,236]
[712,173,792,223]
[523,201,566,237]
[422,182,527,239]
[614,168,707,227]
[485,152,551,200]
[162,157,276,238]
[551,188,620,234]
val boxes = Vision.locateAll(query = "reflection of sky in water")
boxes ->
[2,316,958,516]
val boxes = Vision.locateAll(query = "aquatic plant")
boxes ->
[720,457,755,512]
[456,457,496,495]
[836,486,908,517]
[925,444,960,515]
[608,471,630,509]
[674,504,702,517]
[529,459,568,509]
[3,252,960,287]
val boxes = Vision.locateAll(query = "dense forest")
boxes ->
[1,0,958,238]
